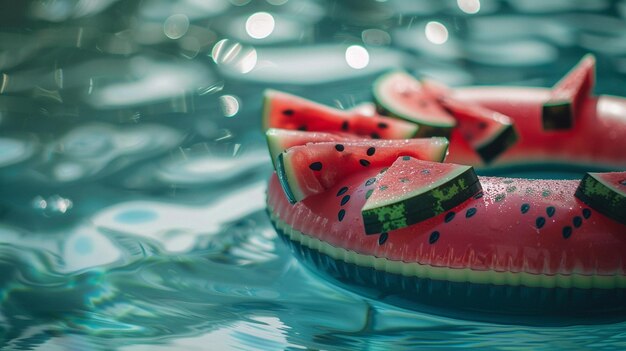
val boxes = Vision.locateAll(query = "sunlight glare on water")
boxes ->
[1,0,626,350]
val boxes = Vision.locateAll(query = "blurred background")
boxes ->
[0,0,625,349]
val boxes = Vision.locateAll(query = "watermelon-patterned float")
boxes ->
[263,55,626,324]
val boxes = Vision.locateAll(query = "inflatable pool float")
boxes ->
[263,55,626,324]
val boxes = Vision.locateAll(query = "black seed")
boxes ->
[399,178,410,183]
[379,185,388,191]
[506,186,517,193]
[378,232,388,245]
[379,167,388,174]
[309,162,322,171]
[298,125,307,131]
[337,187,348,196]
[503,179,514,184]
[542,190,551,197]
[335,144,345,152]
[365,189,374,199]
[365,178,376,186]
[444,211,455,223]
[465,208,477,218]
[546,206,556,218]
[370,132,380,139]
[478,122,488,130]
[421,169,430,175]
[429,231,440,244]
[495,193,506,202]
[620,179,626,186]
[367,147,376,156]
[340,195,350,206]
[521,203,530,214]
[402,156,411,161]
[338,209,346,221]
[341,121,349,131]
[573,216,582,228]
[536,217,546,229]
[378,122,388,129]
[562,226,573,239]
[582,208,591,219]
[360,159,371,167]
[473,192,484,199]
[283,109,294,116]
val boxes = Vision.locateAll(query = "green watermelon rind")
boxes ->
[265,128,283,169]
[276,153,299,204]
[362,162,481,234]
[261,89,279,132]
[475,123,519,163]
[274,138,451,205]
[541,54,595,131]
[542,102,573,130]
[575,172,626,225]
[373,71,457,134]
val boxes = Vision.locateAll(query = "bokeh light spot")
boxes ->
[345,45,370,70]
[425,21,449,45]
[245,12,275,39]
[220,95,240,117]
[458,0,481,14]
[163,14,190,39]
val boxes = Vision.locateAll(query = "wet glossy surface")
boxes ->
[1,0,626,349]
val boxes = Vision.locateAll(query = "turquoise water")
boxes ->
[1,0,626,349]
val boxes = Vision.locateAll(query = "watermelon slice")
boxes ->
[420,78,519,163]
[575,171,626,225]
[440,97,518,163]
[265,128,361,169]
[373,71,456,137]
[542,54,595,130]
[361,157,481,234]
[262,89,419,139]
[276,138,449,204]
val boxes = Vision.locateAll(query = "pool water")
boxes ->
[1,0,626,349]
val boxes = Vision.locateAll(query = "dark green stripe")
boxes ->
[476,124,519,164]
[276,153,297,204]
[542,101,573,130]
[575,174,626,225]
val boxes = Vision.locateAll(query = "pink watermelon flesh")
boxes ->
[543,54,595,130]
[266,128,361,169]
[440,97,518,163]
[575,171,626,225]
[263,89,419,139]
[276,138,449,204]
[373,71,456,137]
[361,157,481,234]
[421,78,519,163]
